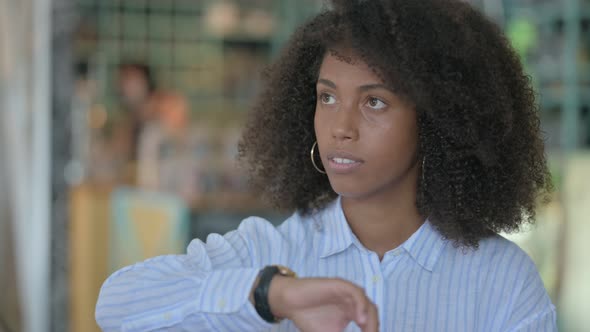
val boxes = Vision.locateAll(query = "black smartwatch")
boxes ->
[253,265,297,323]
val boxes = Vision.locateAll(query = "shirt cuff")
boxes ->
[199,268,274,330]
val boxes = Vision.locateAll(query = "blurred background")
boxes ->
[0,0,588,331]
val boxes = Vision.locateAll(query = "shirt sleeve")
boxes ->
[475,238,557,332]
[510,308,557,332]
[95,217,286,332]
[499,248,557,332]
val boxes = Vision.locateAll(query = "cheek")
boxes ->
[314,107,327,138]
[361,105,416,130]
[394,121,418,154]
[361,110,394,129]
[362,119,418,162]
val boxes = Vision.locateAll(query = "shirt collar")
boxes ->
[316,196,447,272]
[400,218,448,272]
[316,197,355,258]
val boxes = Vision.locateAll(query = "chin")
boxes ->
[328,173,407,202]
[328,181,371,200]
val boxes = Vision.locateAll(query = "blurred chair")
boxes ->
[109,187,190,272]
[69,184,112,332]
[69,186,190,332]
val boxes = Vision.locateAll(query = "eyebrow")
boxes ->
[317,78,393,93]
[317,78,337,89]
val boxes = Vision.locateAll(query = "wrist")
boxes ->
[268,275,291,319]
[253,265,297,323]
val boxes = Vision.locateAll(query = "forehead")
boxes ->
[318,50,383,84]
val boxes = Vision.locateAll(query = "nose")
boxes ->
[331,104,359,142]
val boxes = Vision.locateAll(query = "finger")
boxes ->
[354,296,369,325]
[331,279,371,325]
[333,285,362,323]
[341,283,369,325]
[360,301,379,332]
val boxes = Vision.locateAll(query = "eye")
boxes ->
[366,97,387,110]
[319,93,337,105]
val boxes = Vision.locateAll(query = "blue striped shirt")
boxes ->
[96,197,557,331]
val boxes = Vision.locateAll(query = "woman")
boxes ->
[96,0,555,331]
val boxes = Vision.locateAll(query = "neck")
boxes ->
[341,164,424,260]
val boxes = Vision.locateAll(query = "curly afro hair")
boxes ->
[238,0,552,248]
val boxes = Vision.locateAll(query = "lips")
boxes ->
[325,150,364,173]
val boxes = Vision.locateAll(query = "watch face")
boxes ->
[275,265,297,278]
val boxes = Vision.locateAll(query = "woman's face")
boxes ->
[314,51,419,200]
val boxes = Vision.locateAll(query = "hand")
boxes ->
[269,276,379,332]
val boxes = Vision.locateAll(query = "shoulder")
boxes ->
[475,235,544,287]
[447,234,555,330]
[474,235,535,267]
[445,234,545,291]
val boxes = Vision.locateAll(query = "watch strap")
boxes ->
[254,265,295,323]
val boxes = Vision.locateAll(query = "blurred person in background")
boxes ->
[116,62,157,154]
[89,62,157,185]
[137,91,212,204]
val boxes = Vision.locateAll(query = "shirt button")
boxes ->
[372,275,380,284]
[163,313,171,320]
[218,299,226,309]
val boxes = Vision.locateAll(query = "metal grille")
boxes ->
[74,0,319,116]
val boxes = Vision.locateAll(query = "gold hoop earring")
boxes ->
[421,156,426,197]
[422,157,425,184]
[310,141,326,174]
